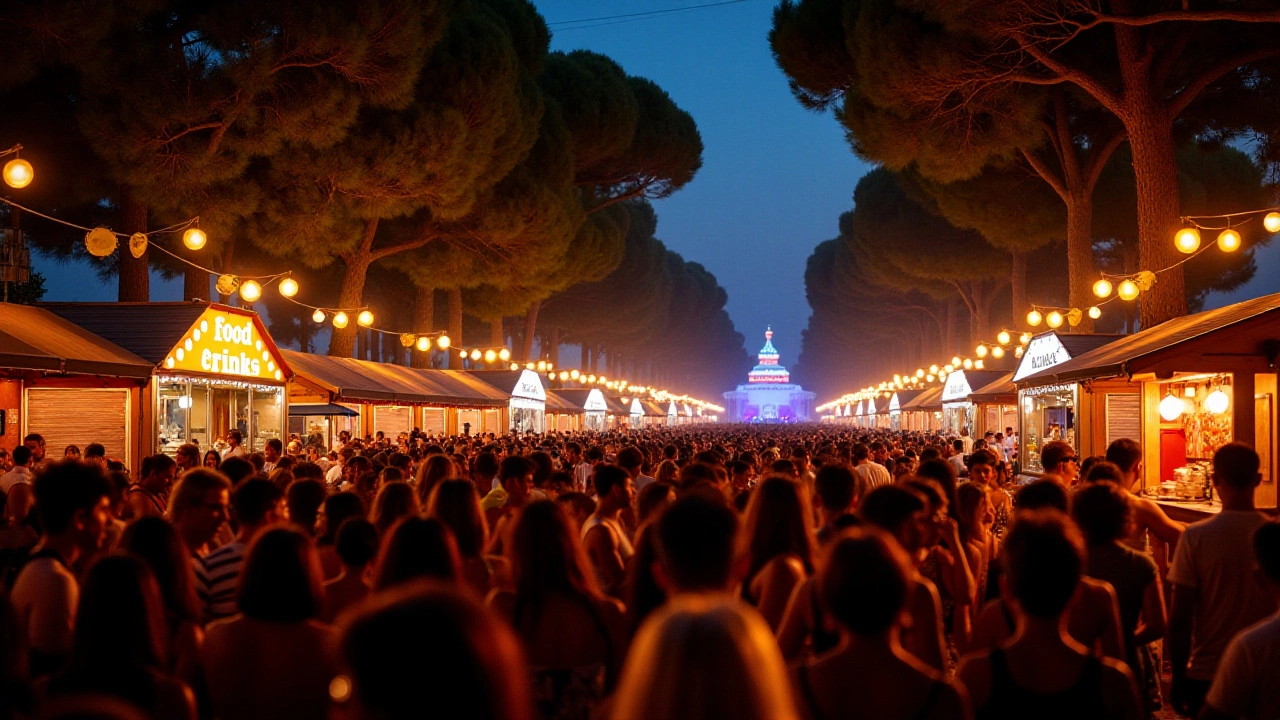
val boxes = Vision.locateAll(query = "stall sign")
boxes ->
[942,372,973,402]
[629,398,644,416]
[1014,333,1071,382]
[866,397,877,414]
[583,389,607,412]
[511,369,547,402]
[889,394,901,412]
[163,308,286,382]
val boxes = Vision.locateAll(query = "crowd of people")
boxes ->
[0,423,1276,720]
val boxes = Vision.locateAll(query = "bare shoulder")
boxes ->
[955,649,994,709]
[485,587,516,616]
[765,553,807,580]
[1099,657,1141,718]
[1081,575,1119,602]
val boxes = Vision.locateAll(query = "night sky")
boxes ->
[30,0,1280,381]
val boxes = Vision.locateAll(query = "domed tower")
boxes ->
[722,327,815,422]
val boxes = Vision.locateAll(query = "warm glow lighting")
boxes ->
[1020,332,1032,344]
[559,371,569,381]
[951,356,961,367]
[498,348,511,361]
[1264,212,1280,234]
[3,158,33,188]
[1027,310,1043,327]
[332,312,349,329]
[915,369,925,378]
[278,277,299,297]
[929,364,939,374]
[997,330,1011,346]
[1205,389,1230,414]
[975,345,988,358]
[510,362,519,370]
[484,349,497,363]
[926,374,935,382]
[1159,392,1186,421]
[974,359,984,369]
[1117,279,1140,301]
[416,336,431,352]
[1174,227,1201,254]
[1093,278,1113,299]
[238,280,262,303]
[183,227,207,250]
[1088,306,1102,320]
[1046,311,1064,329]
[963,359,973,369]
[537,360,547,371]
[463,350,471,359]
[570,369,580,380]
[470,349,482,361]
[357,310,374,327]
[312,309,326,323]
[1217,228,1242,252]
[437,335,451,350]
[991,346,1005,359]
[1015,346,1024,358]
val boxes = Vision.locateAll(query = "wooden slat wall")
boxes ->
[26,388,129,464]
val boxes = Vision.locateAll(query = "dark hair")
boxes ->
[656,495,740,591]
[852,444,870,462]
[508,501,601,633]
[636,482,675,526]
[237,526,324,622]
[415,454,457,507]
[498,456,534,485]
[32,461,110,534]
[858,485,925,534]
[820,528,911,635]
[676,462,719,489]
[966,449,999,470]
[1016,478,1069,512]
[616,446,644,472]
[202,450,221,469]
[372,482,419,537]
[85,443,106,459]
[147,454,177,477]
[528,452,553,487]
[319,492,367,545]
[335,519,379,568]
[1003,510,1084,618]
[118,517,200,624]
[339,581,531,720]
[231,478,284,527]
[1214,442,1262,488]
[11,446,31,466]
[218,456,256,486]
[914,459,959,519]
[743,476,814,579]
[592,464,630,498]
[1084,460,1125,484]
[427,479,488,558]
[1253,522,1280,584]
[554,491,596,519]
[814,464,857,512]
[266,438,283,455]
[1040,441,1075,472]
[286,479,327,535]
[1104,438,1142,474]
[473,452,500,478]
[1071,481,1130,545]
[373,518,461,591]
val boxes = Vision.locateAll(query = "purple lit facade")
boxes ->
[723,328,815,423]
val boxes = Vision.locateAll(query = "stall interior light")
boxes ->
[1159,391,1187,422]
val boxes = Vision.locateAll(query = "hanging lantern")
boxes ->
[926,374,935,382]
[915,368,925,378]
[510,363,519,371]
[1159,392,1186,421]
[465,349,478,361]
[85,227,118,257]
[239,280,262,303]
[1117,279,1140,301]
[3,157,33,189]
[357,310,374,327]
[943,364,954,373]
[484,349,497,363]
[1046,310,1064,329]
[537,360,547,371]
[559,371,569,381]
[1264,211,1280,234]
[1088,306,1102,320]
[437,335,451,350]
[1092,278,1113,299]
[951,356,962,367]
[183,227,207,250]
[1027,309,1043,327]
[312,309,326,323]
[332,312,349,329]
[1015,346,1024,358]
[991,346,1005,359]
[963,359,973,369]
[216,274,240,296]
[1134,270,1157,292]
[1205,389,1230,414]
[461,350,470,359]
[278,277,299,297]
[415,336,431,352]
[499,348,511,361]
[974,359,984,369]
[1217,227,1242,252]
[975,345,988,358]
[400,333,416,348]
[1174,226,1201,254]
[1066,308,1083,327]
[929,364,939,374]
[128,233,148,259]
[570,369,580,380]
[997,330,1011,346]
[1020,332,1032,345]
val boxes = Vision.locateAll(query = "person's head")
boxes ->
[414,454,457,508]
[1071,481,1131,546]
[636,482,675,526]
[63,444,81,460]
[202,449,221,469]
[592,464,634,512]
[168,468,232,546]
[64,553,167,679]
[227,429,243,447]
[1001,510,1085,621]
[142,453,178,494]
[1212,442,1262,497]
[498,456,535,505]
[1015,478,1069,512]
[654,460,679,485]
[11,445,31,468]
[858,485,927,554]
[23,433,44,461]
[852,444,870,464]
[655,495,739,593]
[372,482,420,537]
[286,478,326,536]
[965,448,999,487]
[819,527,913,637]
[1040,440,1079,482]
[1103,438,1142,484]
[1252,521,1280,593]
[264,438,283,462]
[472,451,500,481]
[32,461,112,551]
[426,479,489,559]
[83,442,106,464]
[611,595,799,720]
[217,456,255,486]
[118,516,200,624]
[617,446,645,478]
[373,517,460,591]
[1083,460,1125,485]
[509,500,600,605]
[813,463,857,517]
[320,491,367,544]
[174,443,200,471]
[553,491,596,532]
[914,459,959,518]
[232,477,286,534]
[338,581,532,720]
[335,518,379,571]
[956,482,992,544]
[742,476,814,578]
[237,526,324,622]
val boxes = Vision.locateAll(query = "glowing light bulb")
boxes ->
[1174,227,1201,254]
[974,359,984,369]
[470,349,482,361]
[357,310,374,327]
[559,371,569,381]
[416,336,431,352]
[1046,311,1064,329]
[498,348,511,361]
[915,369,925,378]
[437,335,451,350]
[963,359,973,369]
[1117,279,1140,301]
[991,346,1005,358]
[929,364,939,374]
[1093,278,1113,298]
[1217,228,1241,252]
[997,330,1011,346]
[461,350,469,359]
[1088,306,1102,320]
[1027,310,1043,327]
[951,356,961,367]
[570,369,580,380]
[1205,389,1230,414]
[1264,212,1280,234]
[1020,332,1032,344]
[1159,392,1186,421]
[537,361,547,371]
[975,345,988,358]
[3,158,33,188]
[312,309,326,323]
[484,349,497,363]
[278,277,299,297]
[238,280,262,303]
[182,227,207,250]
[332,312,349,329]
[510,363,519,370]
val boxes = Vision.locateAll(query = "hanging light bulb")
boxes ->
[182,227,207,250]
[1217,227,1242,252]
[975,345,988,358]
[510,363,519,371]
[1015,346,1024,358]
[1027,309,1043,327]
[1117,279,1140,301]
[915,369,925,378]
[1046,310,1064,328]
[415,336,431,352]
[332,312,349,329]
[929,364,939,374]
[974,359,984,369]
[461,350,470,359]
[3,157,34,188]
[943,364,954,373]
[312,309,326,323]
[498,348,511,361]
[470,349,482,361]
[1092,278,1112,299]
[1088,306,1102,320]
[1174,226,1201,254]
[1020,332,1032,344]
[238,280,262,303]
[559,371,569,381]
[963,358,973,369]
[357,310,374,327]
[1205,388,1230,414]
[1159,392,1186,421]
[437,335,451,350]
[278,277,299,297]
[951,356,962,367]
[570,369,580,380]
[484,349,497,363]
[991,345,1005,358]
[997,330,1011,346]
[926,374,935,382]
[1264,211,1280,234]
[537,361,547,371]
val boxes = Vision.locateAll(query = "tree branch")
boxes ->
[1082,127,1128,194]
[1020,42,1124,114]
[1170,45,1280,116]
[1021,147,1069,200]
[1078,9,1280,30]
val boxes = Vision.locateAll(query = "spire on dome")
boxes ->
[749,326,789,384]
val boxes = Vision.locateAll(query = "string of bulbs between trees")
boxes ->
[0,147,724,414]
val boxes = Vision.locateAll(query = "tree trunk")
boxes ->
[118,191,150,302]
[1065,192,1097,333]
[1010,251,1028,331]
[327,220,378,357]
[447,288,463,369]
[412,286,434,369]
[217,236,236,303]
[945,296,961,354]
[490,318,504,349]
[183,267,208,302]
[521,301,540,362]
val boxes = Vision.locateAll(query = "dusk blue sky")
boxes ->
[31,0,1280,380]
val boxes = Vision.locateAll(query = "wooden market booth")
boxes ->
[465,370,549,435]
[544,390,585,432]
[967,373,1019,438]
[550,388,609,432]
[888,390,923,431]
[899,386,944,432]
[940,369,1009,437]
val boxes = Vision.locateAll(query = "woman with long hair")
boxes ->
[966,450,1012,542]
[202,450,221,470]
[414,454,458,508]
[954,482,994,652]
[201,527,336,720]
[487,500,625,720]
[740,476,815,632]
[44,554,196,720]
[903,478,976,671]
[371,517,461,592]
[316,492,366,581]
[426,478,496,594]
[118,518,204,694]
[371,481,419,537]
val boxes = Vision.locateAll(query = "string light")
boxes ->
[996,330,1011,346]
[975,345,988,358]
[1266,212,1280,233]
[1174,226,1201,254]
[1217,227,1241,252]
[312,309,326,323]
[332,312,349,329]
[415,336,431,352]
[183,227,207,250]
[357,310,374,327]
[1088,306,1102,319]
[1046,310,1064,329]
[1093,279,1113,298]
[278,277,299,297]
[238,280,262,303]
[1117,279,1140,301]
[1027,309,1043,327]
[1,145,32,189]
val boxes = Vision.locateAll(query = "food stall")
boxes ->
[0,303,156,468]
[888,390,922,431]
[461,369,549,435]
[544,390,585,432]
[966,372,1019,438]
[47,302,291,460]
[900,386,944,432]
[940,369,1008,437]
[551,388,609,431]
[637,399,668,428]
[1020,293,1280,511]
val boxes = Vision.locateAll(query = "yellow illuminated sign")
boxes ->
[162,307,286,382]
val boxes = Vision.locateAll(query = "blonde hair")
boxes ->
[610,596,799,720]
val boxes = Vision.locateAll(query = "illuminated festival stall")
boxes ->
[544,391,585,432]
[464,369,548,434]
[899,386,944,431]
[940,369,1009,436]
[548,388,608,431]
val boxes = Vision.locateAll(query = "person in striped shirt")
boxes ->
[193,478,286,622]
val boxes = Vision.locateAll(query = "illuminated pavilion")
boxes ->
[722,327,815,422]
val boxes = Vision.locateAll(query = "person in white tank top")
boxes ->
[582,464,635,596]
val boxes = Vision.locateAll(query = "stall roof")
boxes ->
[288,403,359,417]
[283,350,509,408]
[43,301,211,364]
[0,303,154,379]
[602,394,631,415]
[465,370,546,402]
[553,388,608,412]
[1013,332,1124,383]
[639,399,667,417]
[943,369,1008,403]
[890,389,924,411]
[968,372,1017,404]
[1020,292,1280,385]
[900,386,944,411]
[544,391,584,414]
